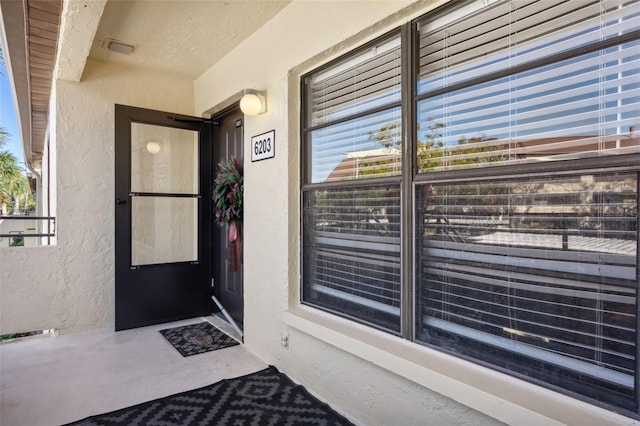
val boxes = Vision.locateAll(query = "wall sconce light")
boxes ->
[240,89,267,116]
[145,140,162,154]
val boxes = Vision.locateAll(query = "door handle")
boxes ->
[116,198,127,205]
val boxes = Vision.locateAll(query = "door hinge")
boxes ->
[211,278,215,289]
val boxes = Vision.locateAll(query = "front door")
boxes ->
[213,107,244,326]
[114,105,212,331]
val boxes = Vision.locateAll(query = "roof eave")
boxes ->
[0,0,32,168]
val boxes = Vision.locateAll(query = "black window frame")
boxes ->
[301,0,640,417]
[301,28,406,335]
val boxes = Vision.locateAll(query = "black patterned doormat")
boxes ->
[159,322,239,357]
[65,366,354,426]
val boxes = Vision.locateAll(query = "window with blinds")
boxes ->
[415,173,638,409]
[303,186,401,332]
[302,31,403,332]
[416,0,640,173]
[413,0,640,413]
[301,0,640,415]
[304,33,402,184]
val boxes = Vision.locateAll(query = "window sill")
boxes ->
[283,306,635,426]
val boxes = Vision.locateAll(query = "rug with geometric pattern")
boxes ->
[65,365,354,425]
[159,322,239,357]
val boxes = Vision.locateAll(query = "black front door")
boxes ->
[114,105,212,331]
[213,107,244,326]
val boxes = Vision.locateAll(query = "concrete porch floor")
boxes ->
[0,317,267,426]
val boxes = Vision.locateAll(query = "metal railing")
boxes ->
[0,216,56,246]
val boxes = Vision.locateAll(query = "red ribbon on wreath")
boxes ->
[228,220,242,272]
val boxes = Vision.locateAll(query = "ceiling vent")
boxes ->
[104,39,135,55]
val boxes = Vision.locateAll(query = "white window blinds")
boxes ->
[305,33,403,184]
[308,35,401,127]
[302,32,403,332]
[416,0,640,172]
[416,173,638,407]
[303,186,401,332]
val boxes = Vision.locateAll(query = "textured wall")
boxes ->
[0,59,194,335]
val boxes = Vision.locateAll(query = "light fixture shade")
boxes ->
[146,141,161,154]
[240,90,266,115]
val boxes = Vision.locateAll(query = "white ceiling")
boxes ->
[88,0,290,80]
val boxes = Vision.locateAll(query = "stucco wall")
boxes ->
[0,59,194,335]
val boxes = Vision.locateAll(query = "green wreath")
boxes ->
[213,158,243,225]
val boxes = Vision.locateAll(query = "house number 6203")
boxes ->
[254,137,271,155]
[251,130,275,162]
